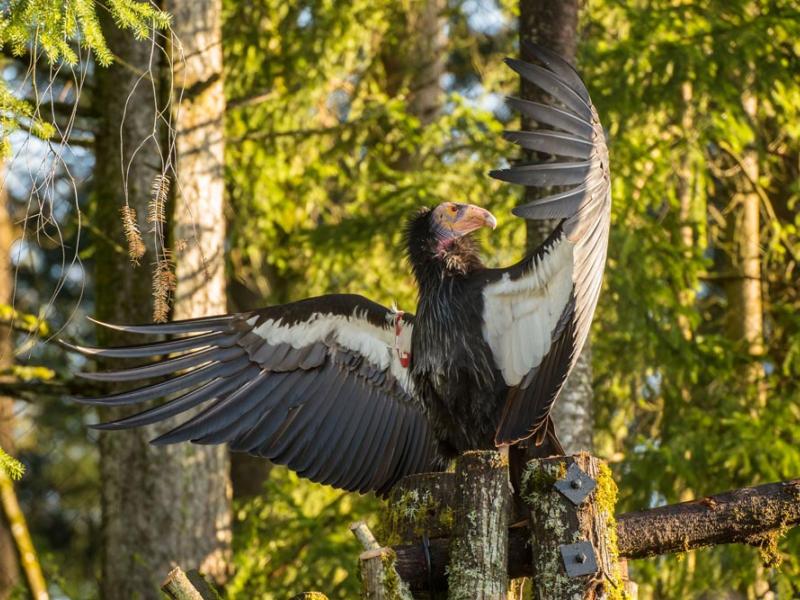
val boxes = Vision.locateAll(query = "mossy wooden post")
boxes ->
[522,454,624,600]
[359,547,413,600]
[447,450,511,599]
[161,567,221,599]
[352,521,412,600]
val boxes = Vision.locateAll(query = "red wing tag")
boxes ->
[394,310,411,369]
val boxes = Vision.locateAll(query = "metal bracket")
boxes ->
[560,541,599,577]
[553,462,596,506]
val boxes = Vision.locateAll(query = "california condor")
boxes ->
[65,44,610,495]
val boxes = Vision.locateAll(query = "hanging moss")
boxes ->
[746,527,787,569]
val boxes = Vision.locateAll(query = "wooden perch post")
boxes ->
[351,521,413,600]
[522,455,622,599]
[385,464,800,596]
[447,450,511,599]
[161,567,221,600]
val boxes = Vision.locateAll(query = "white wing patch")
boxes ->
[249,309,416,396]
[482,236,575,386]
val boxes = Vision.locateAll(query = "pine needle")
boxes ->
[152,251,177,323]
[149,174,170,226]
[120,206,146,265]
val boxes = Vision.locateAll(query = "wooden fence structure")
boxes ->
[166,450,800,599]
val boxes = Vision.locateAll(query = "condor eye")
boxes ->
[449,205,458,213]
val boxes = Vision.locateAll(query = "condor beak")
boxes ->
[457,205,497,234]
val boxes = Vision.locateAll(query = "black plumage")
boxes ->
[64,44,611,494]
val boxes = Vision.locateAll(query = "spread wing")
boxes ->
[485,42,611,446]
[65,294,439,495]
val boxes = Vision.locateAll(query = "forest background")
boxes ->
[0,0,798,599]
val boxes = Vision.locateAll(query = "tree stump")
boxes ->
[447,450,511,600]
[359,547,413,600]
[161,567,221,600]
[352,521,413,600]
[522,454,623,600]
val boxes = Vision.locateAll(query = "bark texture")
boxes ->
[617,478,800,559]
[94,2,229,596]
[447,451,511,600]
[519,0,593,454]
[166,0,231,581]
[359,547,413,600]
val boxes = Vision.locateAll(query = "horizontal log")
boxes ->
[617,478,800,558]
[391,477,800,592]
[393,528,531,594]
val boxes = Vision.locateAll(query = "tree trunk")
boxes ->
[381,0,446,125]
[166,0,231,582]
[675,81,699,342]
[94,1,229,595]
[519,0,592,454]
[0,182,20,599]
[724,95,765,407]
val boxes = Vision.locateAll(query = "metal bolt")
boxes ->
[576,553,587,564]
[570,478,582,490]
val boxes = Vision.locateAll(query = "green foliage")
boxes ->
[583,0,800,596]
[228,466,380,599]
[0,447,24,480]
[224,0,519,308]
[0,0,170,154]
[0,0,169,64]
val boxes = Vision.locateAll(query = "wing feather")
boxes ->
[66,294,440,494]
[487,44,611,446]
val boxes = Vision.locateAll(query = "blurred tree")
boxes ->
[94,0,230,595]
[166,0,232,584]
[0,179,20,598]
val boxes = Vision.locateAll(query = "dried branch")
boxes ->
[149,174,170,227]
[0,469,48,600]
[152,252,177,323]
